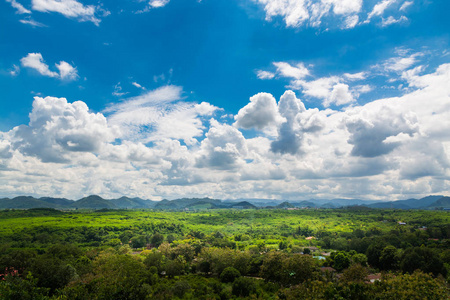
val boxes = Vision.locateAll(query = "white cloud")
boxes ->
[9,64,20,76]
[344,72,366,81]
[325,83,355,107]
[132,82,146,90]
[6,0,31,14]
[273,61,309,79]
[343,15,359,29]
[366,0,398,21]
[112,82,127,97]
[383,52,422,72]
[381,15,408,27]
[31,0,100,25]
[196,119,248,170]
[20,53,59,78]
[19,18,46,27]
[254,0,362,28]
[56,61,78,80]
[234,92,283,130]
[1,62,450,200]
[10,96,119,163]
[107,85,218,145]
[256,70,275,80]
[149,0,170,8]
[20,53,78,80]
[399,1,413,11]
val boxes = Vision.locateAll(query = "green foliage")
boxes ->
[0,272,50,300]
[220,267,241,283]
[232,277,257,297]
[0,208,449,299]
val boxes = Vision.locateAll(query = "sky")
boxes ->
[0,0,449,201]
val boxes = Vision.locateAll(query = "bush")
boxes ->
[220,267,241,283]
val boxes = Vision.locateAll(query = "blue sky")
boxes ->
[0,0,449,200]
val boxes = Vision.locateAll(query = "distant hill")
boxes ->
[0,196,60,209]
[0,194,448,211]
[275,201,294,209]
[427,196,450,210]
[229,201,256,209]
[292,201,317,208]
[70,195,116,209]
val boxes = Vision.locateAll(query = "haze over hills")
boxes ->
[0,195,449,210]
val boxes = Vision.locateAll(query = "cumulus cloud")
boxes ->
[20,53,78,80]
[271,91,305,154]
[0,140,13,159]
[196,119,248,170]
[1,62,450,200]
[346,105,418,157]
[234,93,282,130]
[325,83,355,107]
[31,0,100,25]
[10,96,119,163]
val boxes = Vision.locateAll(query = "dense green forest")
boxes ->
[0,208,449,299]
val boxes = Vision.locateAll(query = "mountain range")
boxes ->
[0,195,449,210]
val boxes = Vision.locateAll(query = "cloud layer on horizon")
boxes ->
[1,55,449,201]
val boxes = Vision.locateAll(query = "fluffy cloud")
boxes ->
[1,63,449,200]
[196,119,248,170]
[10,96,119,163]
[56,61,79,80]
[234,93,282,130]
[20,53,58,78]
[20,53,78,80]
[271,91,306,154]
[31,0,100,24]
[325,83,355,107]
[345,105,418,157]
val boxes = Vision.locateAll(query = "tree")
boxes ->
[379,245,400,271]
[340,264,369,283]
[151,233,165,248]
[220,267,241,283]
[232,277,257,297]
[400,247,446,277]
[373,271,450,299]
[333,252,350,271]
